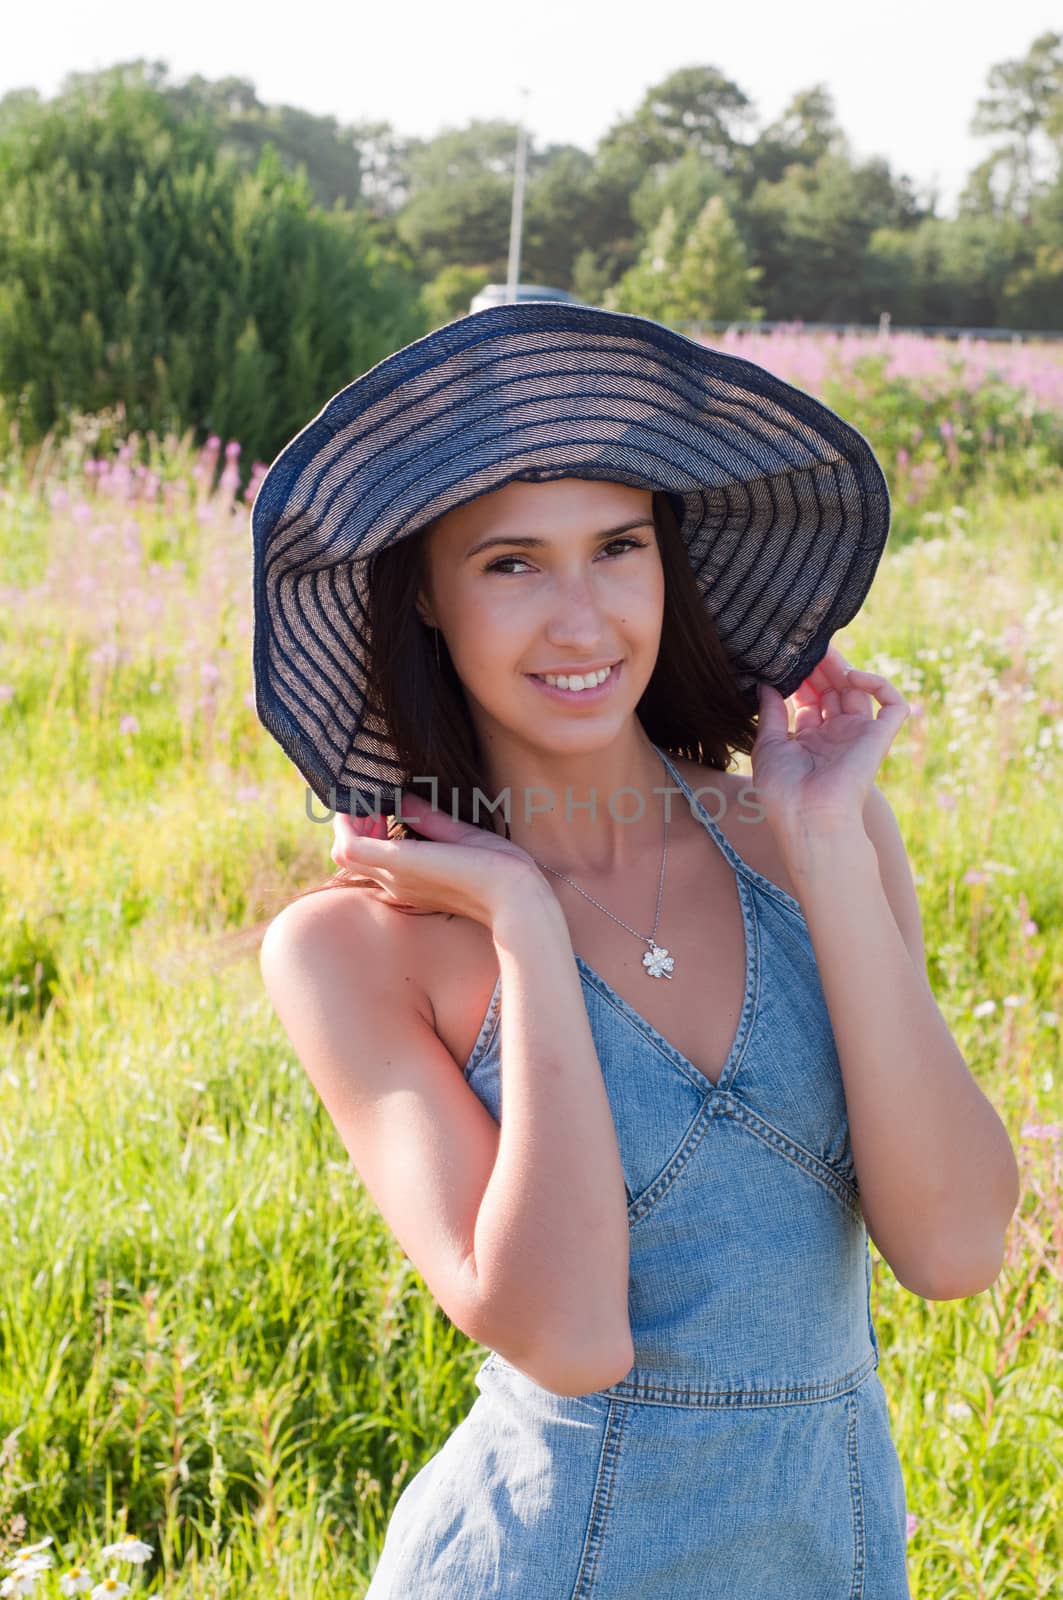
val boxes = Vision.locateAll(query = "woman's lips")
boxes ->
[527,661,622,703]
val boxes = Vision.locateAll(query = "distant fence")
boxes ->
[674,315,1063,345]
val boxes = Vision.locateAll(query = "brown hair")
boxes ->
[214,489,758,961]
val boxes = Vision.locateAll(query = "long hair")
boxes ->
[215,489,759,958]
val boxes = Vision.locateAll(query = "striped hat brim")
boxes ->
[251,301,890,813]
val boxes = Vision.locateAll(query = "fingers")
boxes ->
[791,654,911,731]
[808,644,855,699]
[756,682,794,740]
[811,644,860,692]
[331,789,443,869]
[332,808,388,867]
[801,645,896,719]
[845,667,910,722]
[394,789,468,832]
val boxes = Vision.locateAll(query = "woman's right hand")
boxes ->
[330,791,541,927]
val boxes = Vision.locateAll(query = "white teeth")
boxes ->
[540,665,613,691]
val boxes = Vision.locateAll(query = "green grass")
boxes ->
[0,432,1060,1596]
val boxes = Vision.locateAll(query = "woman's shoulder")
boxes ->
[267,883,499,1068]
[263,884,440,1031]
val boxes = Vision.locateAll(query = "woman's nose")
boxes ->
[542,573,609,643]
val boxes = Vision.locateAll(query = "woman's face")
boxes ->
[416,477,665,754]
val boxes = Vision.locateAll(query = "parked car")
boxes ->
[469,283,580,314]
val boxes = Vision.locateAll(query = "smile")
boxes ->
[527,661,622,701]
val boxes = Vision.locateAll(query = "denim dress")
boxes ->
[365,744,911,1599]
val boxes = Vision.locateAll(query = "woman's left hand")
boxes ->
[751,643,910,850]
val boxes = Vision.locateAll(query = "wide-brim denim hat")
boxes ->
[251,301,891,813]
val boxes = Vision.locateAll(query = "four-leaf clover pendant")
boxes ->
[642,943,675,979]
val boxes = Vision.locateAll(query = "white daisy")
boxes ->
[97,1537,153,1565]
[59,1566,95,1596]
[90,1572,130,1599]
[6,1542,53,1563]
[1,1570,45,1597]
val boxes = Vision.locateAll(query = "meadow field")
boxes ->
[0,330,1061,1596]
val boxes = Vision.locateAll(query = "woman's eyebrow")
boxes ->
[464,519,654,560]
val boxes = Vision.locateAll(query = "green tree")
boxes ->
[570,142,651,287]
[570,248,612,306]
[670,195,763,322]
[746,151,922,320]
[521,145,600,286]
[605,196,762,325]
[420,263,495,326]
[393,120,524,277]
[603,204,685,320]
[0,75,426,464]
[598,65,755,180]
[4,58,412,217]
[865,215,1027,326]
[629,147,740,243]
[580,68,756,300]
[743,85,846,190]
[964,30,1063,217]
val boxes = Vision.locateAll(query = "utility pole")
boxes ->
[506,88,529,303]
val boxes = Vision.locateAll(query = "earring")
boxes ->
[434,628,441,669]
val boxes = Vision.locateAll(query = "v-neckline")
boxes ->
[464,744,761,1096]
[570,870,757,1095]
[569,742,759,1093]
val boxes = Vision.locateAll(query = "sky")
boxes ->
[4,1,1059,216]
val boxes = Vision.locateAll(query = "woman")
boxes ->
[252,303,1018,1598]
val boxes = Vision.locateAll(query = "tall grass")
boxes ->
[1,344,1060,1595]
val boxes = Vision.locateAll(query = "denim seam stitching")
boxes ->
[765,881,815,923]
[722,1100,862,1218]
[572,862,761,1105]
[462,978,502,1080]
[602,1349,879,1407]
[622,901,763,1229]
[570,1399,628,1600]
[846,1389,867,1599]
[626,1096,717,1227]
[579,978,724,1097]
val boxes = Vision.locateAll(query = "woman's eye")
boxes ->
[484,537,648,575]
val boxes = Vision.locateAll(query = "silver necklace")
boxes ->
[524,766,675,980]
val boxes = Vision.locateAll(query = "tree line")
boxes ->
[0,38,1060,467]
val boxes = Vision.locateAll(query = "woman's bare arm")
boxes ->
[262,863,633,1398]
[471,872,634,1390]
